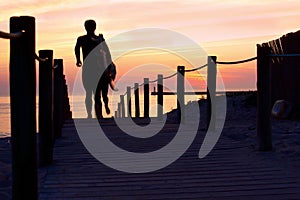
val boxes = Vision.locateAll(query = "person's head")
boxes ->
[84,20,96,35]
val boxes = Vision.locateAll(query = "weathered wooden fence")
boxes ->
[261,31,300,106]
[0,16,72,200]
[256,31,300,151]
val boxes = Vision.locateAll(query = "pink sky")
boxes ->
[0,0,300,95]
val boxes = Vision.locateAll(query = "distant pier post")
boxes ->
[38,50,54,166]
[206,56,217,130]
[177,66,185,123]
[10,16,38,200]
[54,59,64,138]
[257,45,272,151]
[157,74,163,120]
[144,78,150,118]
[126,86,132,117]
[134,83,140,117]
[120,95,125,118]
[62,76,71,120]
[117,103,121,118]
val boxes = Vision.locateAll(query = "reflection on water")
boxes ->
[0,96,10,138]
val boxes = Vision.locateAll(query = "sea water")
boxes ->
[0,96,10,138]
[0,94,203,138]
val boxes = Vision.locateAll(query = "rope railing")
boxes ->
[184,63,208,72]
[214,54,300,66]
[216,56,257,65]
[0,30,24,39]
[116,55,259,118]
[122,71,177,95]
[34,53,48,62]
[268,54,300,57]
[116,63,209,118]
[122,85,140,96]
[149,79,158,84]
[148,71,178,84]
[114,49,299,130]
[163,72,178,80]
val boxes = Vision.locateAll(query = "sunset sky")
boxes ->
[0,0,300,96]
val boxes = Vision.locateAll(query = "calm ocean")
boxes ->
[0,94,202,138]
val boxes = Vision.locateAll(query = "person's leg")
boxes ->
[82,68,94,119]
[102,80,110,115]
[94,81,103,119]
[85,89,93,119]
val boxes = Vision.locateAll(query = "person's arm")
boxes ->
[75,37,82,67]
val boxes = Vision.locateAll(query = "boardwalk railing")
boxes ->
[114,55,257,127]
[114,56,259,126]
[113,47,300,153]
[1,16,72,200]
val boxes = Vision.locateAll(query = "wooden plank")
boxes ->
[39,118,300,199]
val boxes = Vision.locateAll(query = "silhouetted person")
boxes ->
[75,20,112,119]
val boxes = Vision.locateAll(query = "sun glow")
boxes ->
[0,0,299,95]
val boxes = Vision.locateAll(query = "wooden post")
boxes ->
[144,78,150,118]
[60,74,71,120]
[157,74,163,120]
[177,66,185,123]
[54,59,64,138]
[10,16,38,200]
[117,103,121,118]
[134,83,140,117]
[120,95,125,118]
[206,56,217,130]
[126,86,132,117]
[38,50,54,166]
[62,76,68,121]
[257,45,272,151]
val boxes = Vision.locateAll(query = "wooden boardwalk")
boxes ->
[39,118,300,200]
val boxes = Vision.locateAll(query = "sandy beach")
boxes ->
[1,92,300,199]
